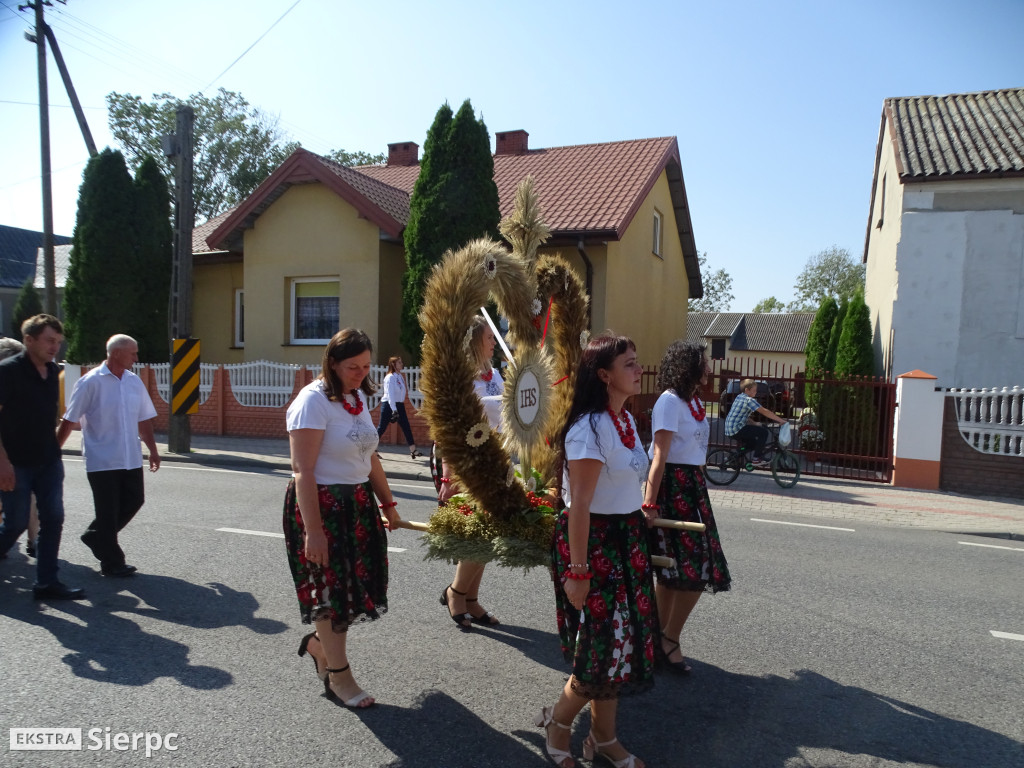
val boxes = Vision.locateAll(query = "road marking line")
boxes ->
[958,541,1024,552]
[990,631,1024,642]
[215,527,406,553]
[218,527,283,538]
[751,518,855,532]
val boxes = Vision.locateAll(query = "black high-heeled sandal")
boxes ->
[409,447,423,459]
[324,665,374,709]
[440,584,472,630]
[297,631,327,682]
[466,597,500,625]
[655,638,692,674]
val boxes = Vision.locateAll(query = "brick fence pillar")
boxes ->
[892,369,943,489]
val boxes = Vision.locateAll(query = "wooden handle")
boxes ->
[651,518,706,533]
[383,518,430,532]
[652,555,676,569]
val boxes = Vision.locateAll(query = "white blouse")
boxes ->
[647,389,710,466]
[286,380,379,485]
[563,410,649,515]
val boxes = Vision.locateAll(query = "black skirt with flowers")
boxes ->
[552,509,657,700]
[282,478,389,632]
[648,463,731,593]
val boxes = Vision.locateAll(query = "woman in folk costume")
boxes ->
[536,334,656,768]
[643,340,731,675]
[375,355,423,459]
[437,316,504,629]
[284,328,401,709]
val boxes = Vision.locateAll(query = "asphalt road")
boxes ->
[2,458,1022,767]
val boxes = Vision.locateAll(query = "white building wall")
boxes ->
[891,209,1024,389]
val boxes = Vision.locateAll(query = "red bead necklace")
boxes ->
[687,396,706,422]
[480,368,493,382]
[340,389,363,416]
[607,406,636,450]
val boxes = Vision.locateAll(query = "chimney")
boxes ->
[495,130,529,155]
[387,142,419,166]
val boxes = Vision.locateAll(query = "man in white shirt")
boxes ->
[57,334,160,576]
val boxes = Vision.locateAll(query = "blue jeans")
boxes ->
[0,459,65,586]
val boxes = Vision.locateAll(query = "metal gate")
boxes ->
[630,357,897,483]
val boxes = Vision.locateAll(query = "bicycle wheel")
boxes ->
[771,449,800,488]
[705,449,741,486]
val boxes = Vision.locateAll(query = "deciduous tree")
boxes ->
[788,246,865,312]
[752,296,786,313]
[688,253,734,312]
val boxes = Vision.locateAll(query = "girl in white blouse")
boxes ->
[375,356,422,459]
[536,334,655,768]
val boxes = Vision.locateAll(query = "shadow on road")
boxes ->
[1,558,286,689]
[620,663,1023,768]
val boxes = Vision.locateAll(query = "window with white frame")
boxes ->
[290,278,340,344]
[234,289,245,347]
[652,209,663,257]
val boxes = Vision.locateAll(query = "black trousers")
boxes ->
[734,424,769,457]
[82,468,145,568]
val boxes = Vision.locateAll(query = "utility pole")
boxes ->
[24,0,56,314]
[165,105,195,454]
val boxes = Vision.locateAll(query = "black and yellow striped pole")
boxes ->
[172,338,200,415]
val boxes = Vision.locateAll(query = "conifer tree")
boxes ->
[824,298,848,374]
[835,290,873,377]
[804,296,837,409]
[64,148,138,362]
[133,155,173,362]
[12,278,43,336]
[400,100,499,361]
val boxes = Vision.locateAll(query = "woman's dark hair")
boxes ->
[386,356,402,374]
[320,328,376,401]
[657,340,707,400]
[554,333,636,499]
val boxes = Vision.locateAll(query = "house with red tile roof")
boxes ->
[863,88,1024,387]
[191,130,701,364]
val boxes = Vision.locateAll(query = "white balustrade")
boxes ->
[227,360,301,408]
[132,362,214,405]
[952,386,1024,456]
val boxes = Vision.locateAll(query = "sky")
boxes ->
[1,0,1020,313]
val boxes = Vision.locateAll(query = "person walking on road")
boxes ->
[0,337,39,557]
[643,340,731,675]
[286,328,401,710]
[375,356,422,458]
[536,334,655,768]
[57,334,160,577]
[0,315,85,600]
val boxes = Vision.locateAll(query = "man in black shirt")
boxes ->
[0,314,84,600]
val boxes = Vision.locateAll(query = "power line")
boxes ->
[0,98,105,110]
[202,0,302,92]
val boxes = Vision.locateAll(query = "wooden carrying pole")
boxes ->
[381,518,681,569]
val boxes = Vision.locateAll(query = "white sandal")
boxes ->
[534,706,575,767]
[583,733,641,768]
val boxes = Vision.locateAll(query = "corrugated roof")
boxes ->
[885,89,1024,180]
[687,311,812,353]
[0,224,73,288]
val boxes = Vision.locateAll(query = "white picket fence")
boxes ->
[951,386,1024,456]
[134,361,424,409]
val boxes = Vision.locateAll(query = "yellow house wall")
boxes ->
[535,242,609,335]
[863,122,905,379]
[377,240,406,359]
[192,260,245,364]
[606,172,689,365]
[719,347,806,373]
[242,184,383,364]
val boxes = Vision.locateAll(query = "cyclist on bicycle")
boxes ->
[724,379,788,463]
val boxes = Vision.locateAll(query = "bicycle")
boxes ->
[704,423,800,488]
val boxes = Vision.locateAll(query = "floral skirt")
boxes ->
[552,509,657,700]
[648,464,731,593]
[283,479,388,632]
